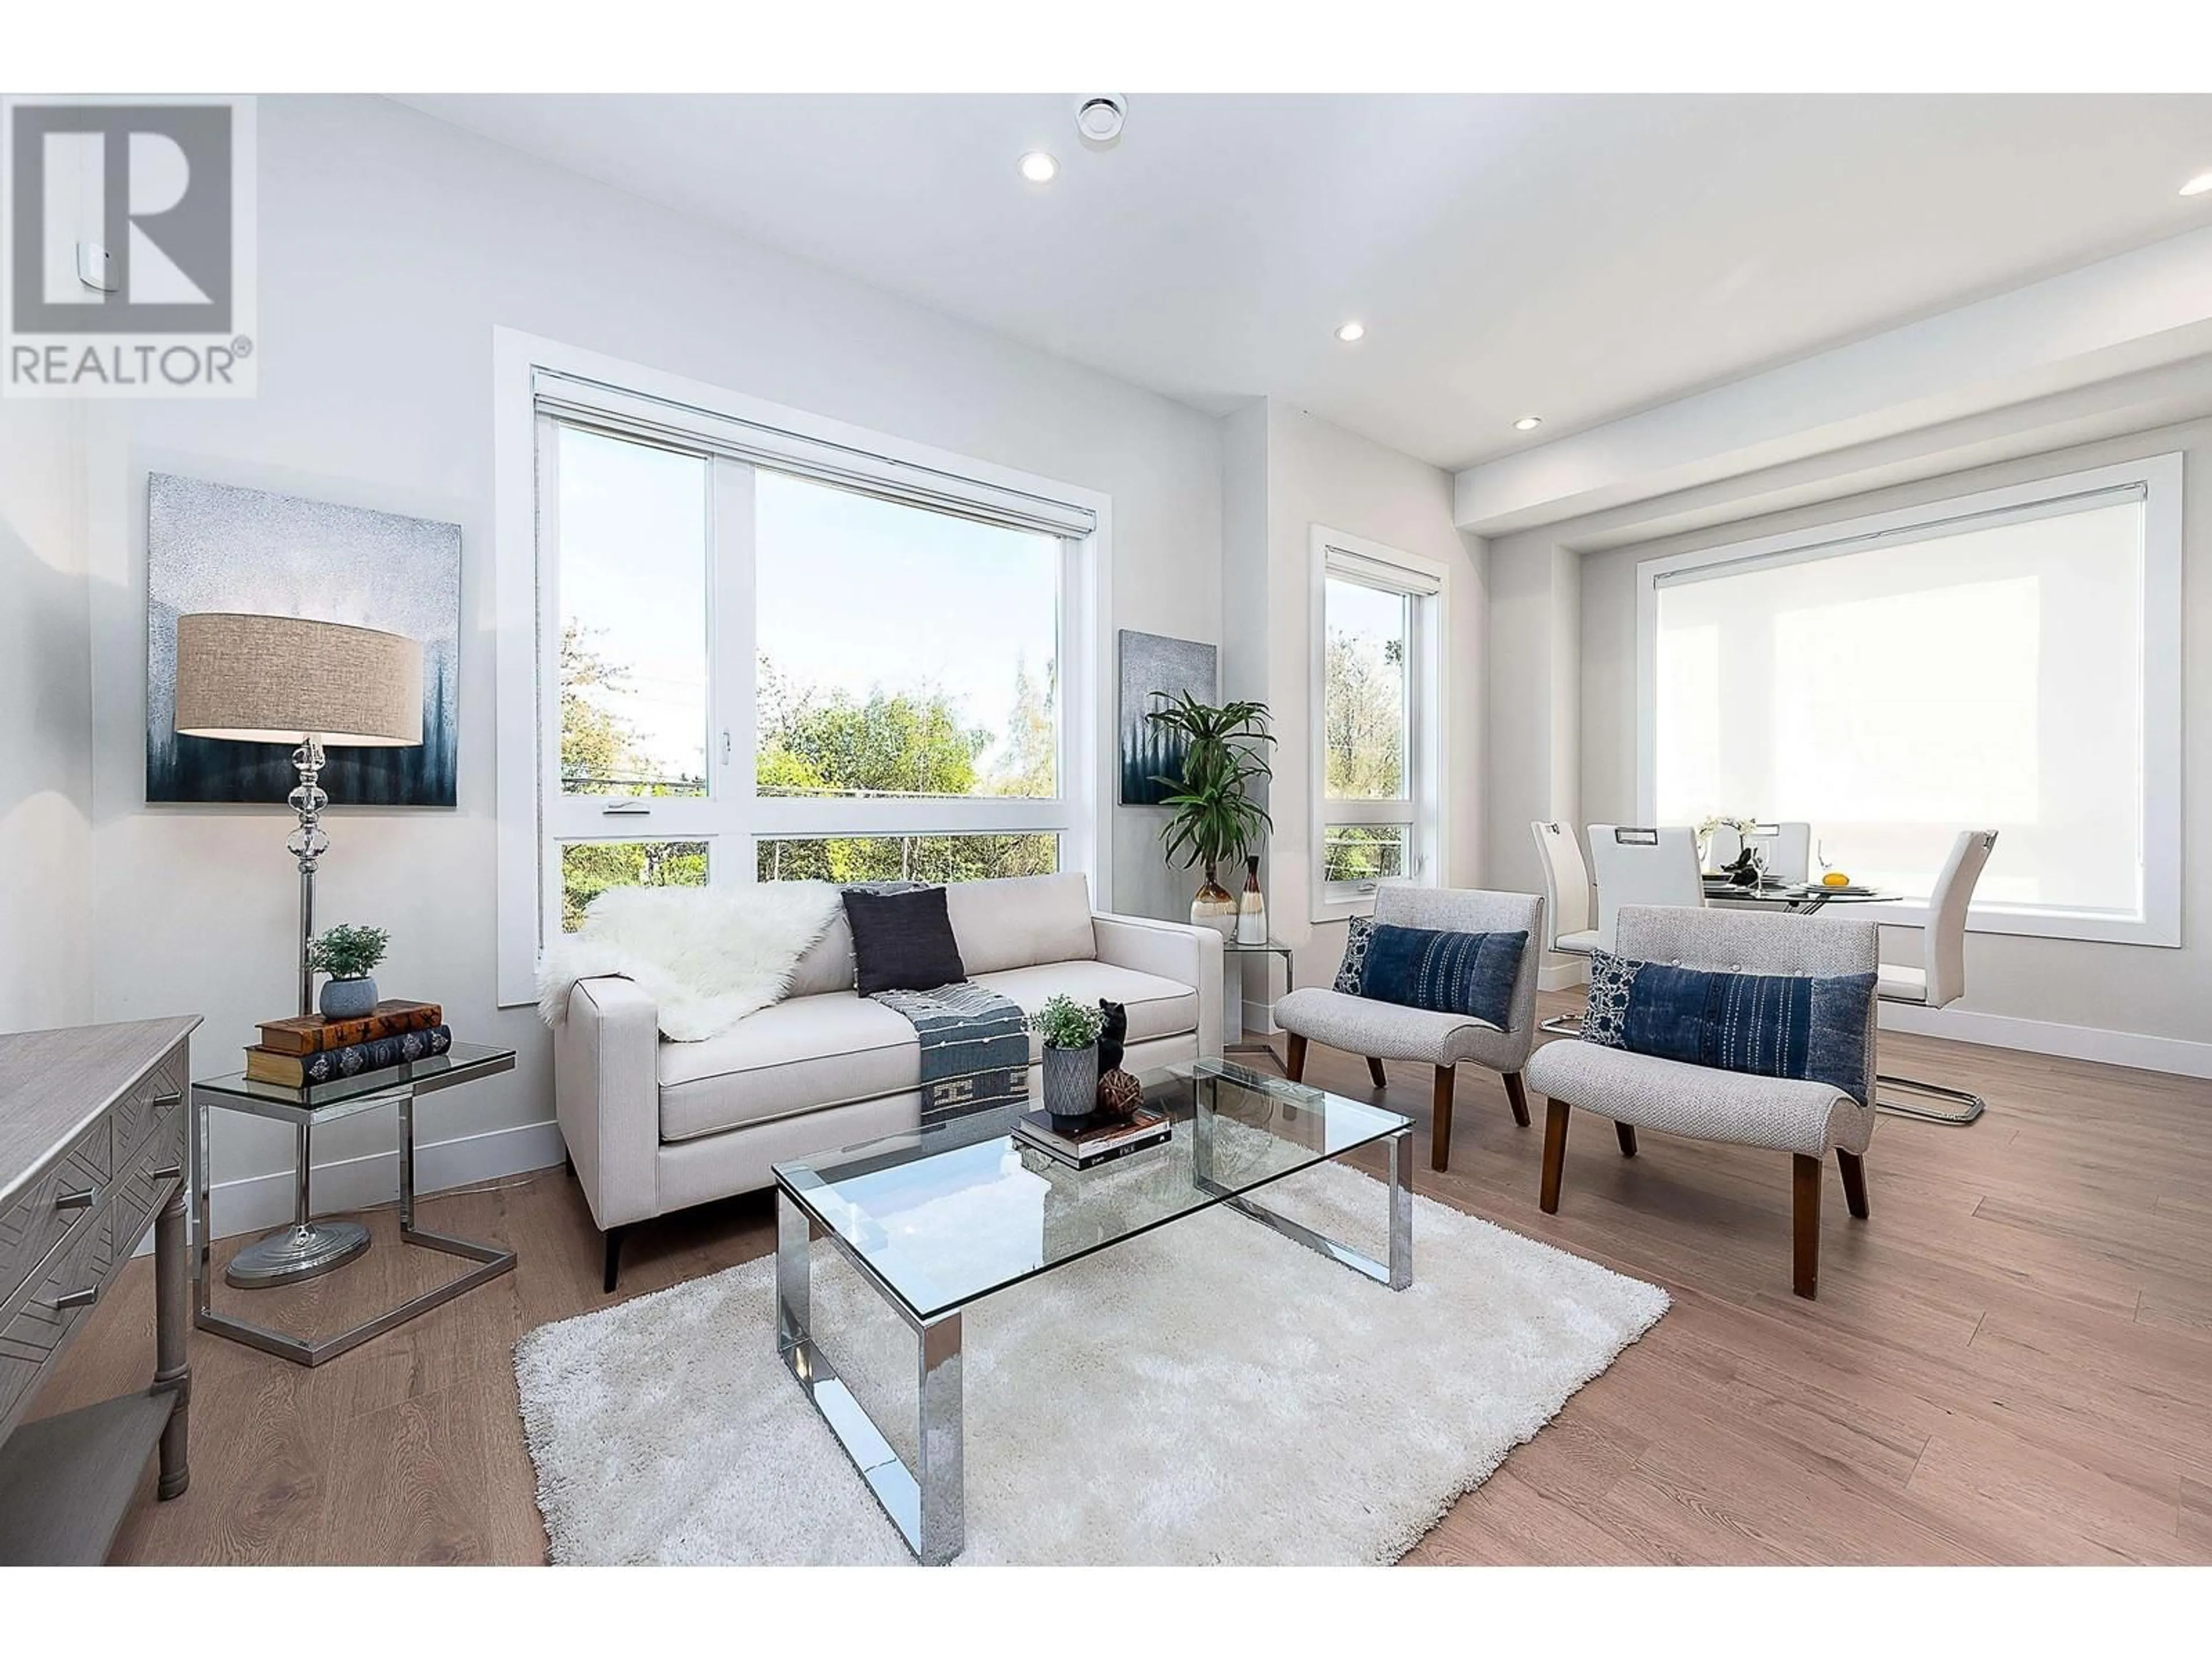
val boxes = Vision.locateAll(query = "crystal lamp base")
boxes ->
[224,1218,372,1289]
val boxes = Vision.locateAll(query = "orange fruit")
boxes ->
[1821,870,1850,888]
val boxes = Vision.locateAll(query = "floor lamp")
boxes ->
[175,611,425,1287]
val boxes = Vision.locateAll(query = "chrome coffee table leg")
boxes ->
[1195,1091,1414,1290]
[776,1186,966,1565]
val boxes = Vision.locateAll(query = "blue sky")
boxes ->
[558,429,1059,786]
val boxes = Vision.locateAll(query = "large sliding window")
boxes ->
[506,346,1104,979]
[1313,527,1447,917]
[1642,456,2181,945]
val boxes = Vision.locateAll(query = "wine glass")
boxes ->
[1815,839,1834,883]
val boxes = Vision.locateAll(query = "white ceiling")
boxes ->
[398,94,2212,470]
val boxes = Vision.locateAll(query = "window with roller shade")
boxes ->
[1643,457,2180,944]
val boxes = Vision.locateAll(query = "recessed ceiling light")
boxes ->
[2182,170,2212,197]
[1514,415,1544,431]
[1018,151,1059,185]
[1334,321,1366,343]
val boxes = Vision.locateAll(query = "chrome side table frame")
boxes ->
[192,1052,518,1368]
[1222,938,1294,1070]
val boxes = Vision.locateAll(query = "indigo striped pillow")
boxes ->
[1355,923,1527,1031]
[1584,949,1876,1105]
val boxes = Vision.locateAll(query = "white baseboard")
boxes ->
[1877,1003,2212,1081]
[1538,960,1590,992]
[138,1116,567,1255]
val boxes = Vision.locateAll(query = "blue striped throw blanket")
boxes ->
[870,981,1032,1128]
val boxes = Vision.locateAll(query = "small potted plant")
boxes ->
[308,923,390,1020]
[1030,993,1106,1131]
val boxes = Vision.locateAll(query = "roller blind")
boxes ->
[1653,489,2148,921]
[533,369,1098,541]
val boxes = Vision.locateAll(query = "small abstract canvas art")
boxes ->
[145,472,461,806]
[1117,630,1217,806]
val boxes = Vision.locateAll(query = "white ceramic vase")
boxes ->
[1190,866,1238,939]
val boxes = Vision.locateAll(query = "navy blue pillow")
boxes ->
[1584,949,1876,1105]
[1356,923,1527,1030]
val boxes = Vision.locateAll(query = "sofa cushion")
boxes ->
[945,872,1097,975]
[786,911,855,998]
[843,885,967,997]
[658,958,1196,1144]
[969,961,1198,1060]
[658,993,920,1142]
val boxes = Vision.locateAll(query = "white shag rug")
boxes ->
[536,879,841,1041]
[514,1161,1667,1565]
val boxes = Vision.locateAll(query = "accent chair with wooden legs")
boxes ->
[1525,904,1880,1300]
[1272,886,1544,1172]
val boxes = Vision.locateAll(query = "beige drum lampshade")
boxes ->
[175,612,425,746]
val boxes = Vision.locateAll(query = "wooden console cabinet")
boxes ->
[0,1017,198,1563]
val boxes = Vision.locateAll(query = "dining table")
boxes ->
[1700,877,1900,915]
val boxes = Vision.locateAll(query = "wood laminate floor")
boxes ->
[29,994,2212,1565]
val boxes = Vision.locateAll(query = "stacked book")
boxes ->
[1014,1105,1171,1171]
[245,1001,450,1087]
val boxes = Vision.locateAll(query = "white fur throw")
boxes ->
[537,881,843,1042]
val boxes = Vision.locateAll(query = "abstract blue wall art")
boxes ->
[1117,629,1218,806]
[145,472,461,806]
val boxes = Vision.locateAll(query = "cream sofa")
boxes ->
[552,872,1222,1289]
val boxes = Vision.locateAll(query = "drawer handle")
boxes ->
[48,1286,99,1312]
[55,1185,101,1212]
[147,1163,184,1183]
[150,1089,183,1111]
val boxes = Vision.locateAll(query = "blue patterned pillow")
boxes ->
[1584,949,1876,1105]
[1355,923,1527,1029]
[1334,915,1376,993]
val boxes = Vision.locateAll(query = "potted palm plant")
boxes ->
[1145,692,1274,938]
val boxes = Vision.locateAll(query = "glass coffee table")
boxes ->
[772,1058,1413,1564]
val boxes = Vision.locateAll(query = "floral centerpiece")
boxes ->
[1694,815,1757,870]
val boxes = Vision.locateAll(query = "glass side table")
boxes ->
[191,1041,518,1368]
[1221,937,1293,1067]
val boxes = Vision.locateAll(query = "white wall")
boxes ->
[1220,402,1482,1002]
[71,94,1224,1233]
[1490,415,2212,1062]
[0,400,93,1033]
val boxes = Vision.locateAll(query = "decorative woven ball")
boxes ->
[1094,1067,1143,1120]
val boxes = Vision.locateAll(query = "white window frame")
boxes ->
[1310,524,1448,922]
[493,328,1113,1005]
[1634,452,2183,948]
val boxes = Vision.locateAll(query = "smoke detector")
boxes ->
[1075,95,1127,148]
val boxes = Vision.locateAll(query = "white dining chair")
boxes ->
[1707,821,1812,884]
[1875,829,1998,1124]
[1530,821,1600,1033]
[1586,825,1705,950]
